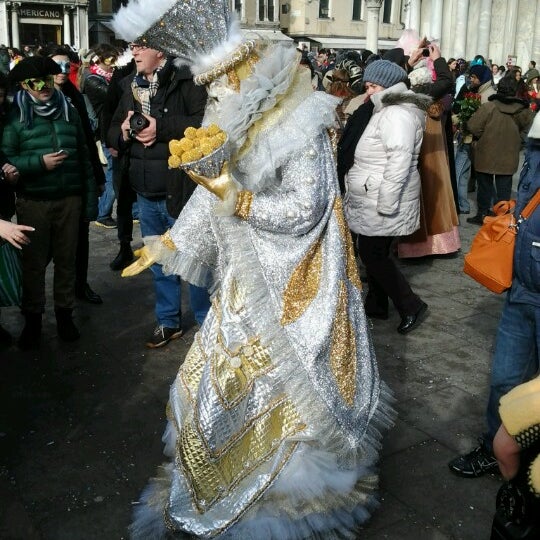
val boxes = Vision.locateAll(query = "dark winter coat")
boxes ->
[467,94,534,175]
[1,100,98,220]
[107,60,207,218]
[82,72,109,132]
[511,133,540,305]
[61,79,106,188]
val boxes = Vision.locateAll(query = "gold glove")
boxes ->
[186,161,235,201]
[121,246,156,277]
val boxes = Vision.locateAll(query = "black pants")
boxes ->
[356,234,423,318]
[75,220,89,288]
[112,155,136,245]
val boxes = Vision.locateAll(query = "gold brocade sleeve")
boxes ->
[234,191,254,220]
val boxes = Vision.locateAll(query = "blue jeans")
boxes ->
[137,194,210,327]
[97,144,115,220]
[484,295,540,450]
[455,143,471,213]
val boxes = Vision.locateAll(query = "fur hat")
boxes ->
[363,59,407,88]
[408,59,433,87]
[9,56,61,82]
[469,64,492,85]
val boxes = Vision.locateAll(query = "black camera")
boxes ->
[422,48,430,57]
[129,112,150,138]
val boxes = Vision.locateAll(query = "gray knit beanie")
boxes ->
[363,59,407,88]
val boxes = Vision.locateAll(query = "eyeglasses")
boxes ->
[129,43,147,52]
[22,76,54,91]
[54,60,70,74]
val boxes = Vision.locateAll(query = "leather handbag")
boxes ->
[463,189,540,293]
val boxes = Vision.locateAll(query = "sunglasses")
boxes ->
[129,43,147,51]
[54,60,71,74]
[22,76,54,91]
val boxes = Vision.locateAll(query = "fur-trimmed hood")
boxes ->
[371,82,432,113]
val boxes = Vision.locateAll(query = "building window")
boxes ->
[319,0,330,19]
[268,0,274,21]
[383,0,392,23]
[258,0,277,21]
[231,0,241,16]
[352,0,362,21]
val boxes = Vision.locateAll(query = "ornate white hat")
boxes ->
[112,0,254,85]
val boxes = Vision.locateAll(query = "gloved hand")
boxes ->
[186,161,237,202]
[121,246,156,277]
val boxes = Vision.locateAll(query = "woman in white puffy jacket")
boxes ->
[343,59,431,334]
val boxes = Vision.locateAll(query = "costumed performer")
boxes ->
[114,1,395,538]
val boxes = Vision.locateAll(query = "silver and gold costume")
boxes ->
[131,43,394,540]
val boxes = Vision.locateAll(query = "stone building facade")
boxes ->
[0,0,89,49]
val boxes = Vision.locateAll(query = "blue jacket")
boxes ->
[511,137,540,306]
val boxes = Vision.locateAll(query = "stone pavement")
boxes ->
[0,198,508,539]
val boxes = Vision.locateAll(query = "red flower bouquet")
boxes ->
[455,92,482,143]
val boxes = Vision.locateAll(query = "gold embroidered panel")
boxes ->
[333,197,363,290]
[330,281,357,407]
[281,237,323,326]
[210,337,274,410]
[179,334,207,404]
[178,397,305,512]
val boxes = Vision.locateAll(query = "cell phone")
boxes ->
[56,149,68,155]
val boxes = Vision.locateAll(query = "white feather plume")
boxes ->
[111,0,176,43]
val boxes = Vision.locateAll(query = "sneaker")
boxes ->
[146,325,183,349]
[448,438,499,478]
[94,217,117,229]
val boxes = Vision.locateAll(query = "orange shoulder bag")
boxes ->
[463,189,540,293]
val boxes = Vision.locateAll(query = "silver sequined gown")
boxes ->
[131,43,394,540]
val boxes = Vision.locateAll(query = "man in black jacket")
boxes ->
[107,43,210,348]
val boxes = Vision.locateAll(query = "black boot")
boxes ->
[466,212,487,225]
[55,308,80,342]
[75,282,103,304]
[18,312,42,350]
[0,324,13,348]
[109,243,134,271]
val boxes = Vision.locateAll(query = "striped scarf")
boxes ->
[131,62,165,114]
[16,89,71,128]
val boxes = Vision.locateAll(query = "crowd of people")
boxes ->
[0,0,539,536]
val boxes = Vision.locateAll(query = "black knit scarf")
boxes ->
[336,99,375,194]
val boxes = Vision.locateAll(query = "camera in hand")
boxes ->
[422,48,430,57]
[129,112,150,138]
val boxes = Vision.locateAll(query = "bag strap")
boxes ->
[520,188,540,219]
[493,200,516,215]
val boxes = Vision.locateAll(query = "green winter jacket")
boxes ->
[1,102,98,220]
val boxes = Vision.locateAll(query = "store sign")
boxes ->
[19,4,63,19]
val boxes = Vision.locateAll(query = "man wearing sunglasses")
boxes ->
[1,56,98,349]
